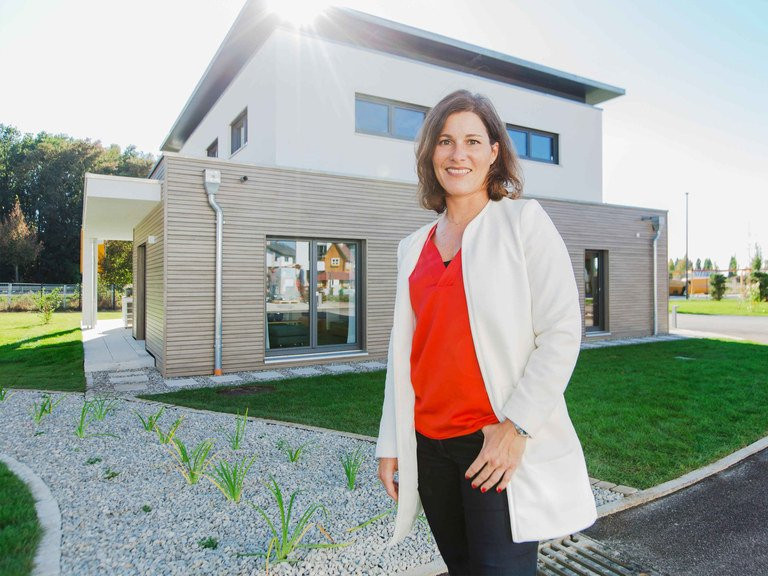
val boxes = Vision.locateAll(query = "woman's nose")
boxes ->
[450,143,468,161]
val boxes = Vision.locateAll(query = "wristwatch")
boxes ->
[512,421,530,438]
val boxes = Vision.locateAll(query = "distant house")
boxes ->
[81,0,668,377]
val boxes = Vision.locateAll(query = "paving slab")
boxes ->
[247,370,284,381]
[288,367,324,377]
[208,374,242,384]
[325,364,354,373]
[164,378,198,388]
[109,374,149,385]
[114,382,148,393]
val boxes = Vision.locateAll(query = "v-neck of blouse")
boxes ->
[428,223,460,271]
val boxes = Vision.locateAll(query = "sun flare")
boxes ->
[266,0,332,27]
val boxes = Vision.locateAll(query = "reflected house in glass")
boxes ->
[84,1,668,377]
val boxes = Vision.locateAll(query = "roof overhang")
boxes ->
[160,0,625,153]
[82,173,161,241]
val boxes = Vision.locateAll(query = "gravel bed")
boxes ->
[1,390,623,575]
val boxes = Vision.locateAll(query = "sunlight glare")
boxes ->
[266,0,331,27]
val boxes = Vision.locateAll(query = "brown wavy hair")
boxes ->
[416,90,524,213]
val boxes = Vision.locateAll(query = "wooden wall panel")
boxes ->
[162,155,668,377]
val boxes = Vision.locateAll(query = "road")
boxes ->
[584,447,768,575]
[669,312,768,344]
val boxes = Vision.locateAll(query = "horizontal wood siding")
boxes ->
[163,156,431,377]
[162,156,667,377]
[538,198,669,339]
[133,201,166,371]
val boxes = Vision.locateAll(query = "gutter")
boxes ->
[642,216,665,335]
[204,169,224,376]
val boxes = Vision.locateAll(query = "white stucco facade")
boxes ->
[181,27,604,203]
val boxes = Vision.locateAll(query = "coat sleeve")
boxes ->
[500,199,582,438]
[375,238,404,458]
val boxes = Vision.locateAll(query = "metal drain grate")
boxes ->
[537,533,663,576]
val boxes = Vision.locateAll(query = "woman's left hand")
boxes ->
[465,419,527,493]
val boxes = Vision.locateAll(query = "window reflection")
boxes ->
[316,242,356,346]
[266,240,310,349]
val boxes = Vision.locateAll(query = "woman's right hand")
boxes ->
[378,457,399,501]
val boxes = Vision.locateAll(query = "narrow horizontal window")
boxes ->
[506,124,558,164]
[355,94,427,141]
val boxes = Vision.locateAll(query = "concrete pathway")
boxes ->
[82,319,154,373]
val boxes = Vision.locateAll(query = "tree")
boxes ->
[695,258,702,271]
[703,258,713,271]
[668,259,675,278]
[709,273,726,301]
[99,240,133,287]
[752,245,763,272]
[728,255,738,278]
[0,196,42,281]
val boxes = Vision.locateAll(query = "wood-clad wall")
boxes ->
[162,155,432,377]
[538,198,669,339]
[159,155,668,377]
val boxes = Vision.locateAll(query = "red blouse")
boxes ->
[409,223,499,439]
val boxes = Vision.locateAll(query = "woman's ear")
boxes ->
[490,141,500,165]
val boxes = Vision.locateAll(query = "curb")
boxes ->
[0,453,61,576]
[596,434,768,517]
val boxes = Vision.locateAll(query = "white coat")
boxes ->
[375,196,597,544]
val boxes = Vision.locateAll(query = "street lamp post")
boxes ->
[685,192,689,300]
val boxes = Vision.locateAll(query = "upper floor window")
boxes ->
[506,124,559,164]
[206,139,218,158]
[355,94,427,141]
[231,109,248,154]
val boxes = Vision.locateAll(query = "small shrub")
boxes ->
[244,477,348,565]
[34,288,62,324]
[31,394,62,425]
[103,468,120,480]
[85,457,102,465]
[135,406,165,431]
[709,273,726,301]
[199,537,219,550]
[207,455,256,503]
[751,271,768,302]
[339,447,366,491]
[75,400,119,439]
[225,408,248,451]
[0,387,13,402]
[277,439,310,463]
[141,504,152,513]
[154,416,183,444]
[168,438,215,485]
[90,397,119,421]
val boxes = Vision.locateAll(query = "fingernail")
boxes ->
[496,487,502,493]
[471,483,477,489]
[465,474,470,479]
[481,487,487,493]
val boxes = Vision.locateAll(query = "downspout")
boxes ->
[204,169,223,376]
[642,216,665,335]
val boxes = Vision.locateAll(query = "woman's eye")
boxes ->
[438,139,451,146]
[468,139,480,145]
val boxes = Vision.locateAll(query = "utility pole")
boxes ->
[685,192,689,300]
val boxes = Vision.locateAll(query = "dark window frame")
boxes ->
[265,236,364,357]
[584,249,608,333]
[206,139,218,158]
[506,123,559,164]
[355,94,428,141]
[230,109,248,155]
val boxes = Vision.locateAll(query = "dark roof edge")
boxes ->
[161,0,625,152]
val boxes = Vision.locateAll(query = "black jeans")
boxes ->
[416,430,538,576]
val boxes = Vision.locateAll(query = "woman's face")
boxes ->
[432,111,499,201]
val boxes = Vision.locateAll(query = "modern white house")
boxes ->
[81,0,668,377]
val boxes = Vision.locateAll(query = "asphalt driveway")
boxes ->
[584,447,768,575]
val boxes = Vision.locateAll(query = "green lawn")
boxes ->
[0,312,85,392]
[668,298,768,316]
[146,338,768,490]
[0,461,41,576]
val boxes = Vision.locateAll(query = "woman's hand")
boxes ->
[465,420,527,493]
[378,457,399,501]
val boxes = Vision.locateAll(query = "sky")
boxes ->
[1,0,766,270]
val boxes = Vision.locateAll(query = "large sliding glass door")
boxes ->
[266,238,360,355]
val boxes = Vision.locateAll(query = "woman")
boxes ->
[375,90,597,575]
